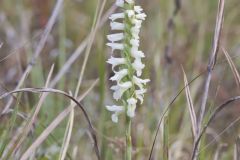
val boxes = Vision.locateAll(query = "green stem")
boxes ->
[126,116,132,160]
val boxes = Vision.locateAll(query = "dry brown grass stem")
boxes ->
[0,65,55,159]
[197,0,225,134]
[191,96,240,159]
[148,70,204,160]
[182,67,197,138]
[193,0,225,159]
[234,136,240,160]
[74,0,107,97]
[222,48,240,88]
[2,0,64,114]
[49,4,116,88]
[0,81,100,160]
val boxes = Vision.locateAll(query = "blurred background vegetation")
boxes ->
[0,0,240,159]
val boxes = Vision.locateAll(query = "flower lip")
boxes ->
[106,105,124,112]
[127,98,137,105]
[106,105,125,123]
[110,69,128,82]
[133,76,150,89]
[134,6,143,13]
[110,22,125,30]
[136,13,147,20]
[132,58,145,76]
[107,43,124,51]
[127,98,137,117]
[109,13,125,21]
[107,33,124,42]
[111,82,132,100]
[107,57,126,73]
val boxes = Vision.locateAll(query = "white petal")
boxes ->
[136,13,147,20]
[106,105,124,112]
[107,43,124,51]
[111,81,132,100]
[113,91,122,100]
[136,94,143,103]
[107,57,126,72]
[131,27,140,38]
[107,33,124,42]
[133,76,150,89]
[127,98,137,105]
[110,22,125,30]
[112,113,119,123]
[109,13,125,21]
[135,89,147,104]
[132,58,145,76]
[127,105,136,117]
[118,81,132,88]
[106,105,125,123]
[126,10,135,17]
[116,0,124,7]
[110,85,119,91]
[130,39,139,47]
[132,19,143,28]
[110,69,128,82]
[131,48,145,58]
[107,57,125,65]
[134,6,143,14]
[127,98,137,118]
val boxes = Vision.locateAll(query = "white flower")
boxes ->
[106,105,124,123]
[132,19,143,28]
[107,57,126,72]
[132,58,145,76]
[110,22,125,30]
[106,0,148,122]
[109,13,125,21]
[131,48,145,58]
[130,38,140,47]
[136,13,147,20]
[134,6,143,13]
[107,43,124,51]
[133,76,150,89]
[135,89,147,104]
[111,81,132,100]
[107,33,124,42]
[110,69,128,83]
[107,57,126,67]
[126,10,135,17]
[127,98,137,117]
[131,26,141,39]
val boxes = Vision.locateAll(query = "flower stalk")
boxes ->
[126,116,132,160]
[106,0,149,159]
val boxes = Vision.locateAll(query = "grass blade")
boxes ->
[163,115,169,160]
[234,136,240,160]
[1,64,55,159]
[58,101,74,160]
[2,0,64,114]
[182,67,197,138]
[213,144,227,160]
[222,48,240,88]
[0,80,100,160]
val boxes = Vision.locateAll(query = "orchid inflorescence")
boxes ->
[106,0,149,123]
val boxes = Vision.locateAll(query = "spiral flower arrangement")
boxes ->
[106,0,149,124]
